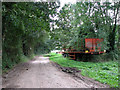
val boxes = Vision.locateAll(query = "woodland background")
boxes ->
[2,2,120,71]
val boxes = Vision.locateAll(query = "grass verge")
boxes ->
[2,54,36,74]
[46,53,118,88]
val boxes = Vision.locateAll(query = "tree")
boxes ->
[108,2,120,51]
[53,1,119,60]
[2,2,60,70]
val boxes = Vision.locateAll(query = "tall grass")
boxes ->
[47,53,118,88]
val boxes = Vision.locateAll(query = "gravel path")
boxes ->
[2,56,110,88]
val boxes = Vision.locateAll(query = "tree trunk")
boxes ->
[109,3,119,51]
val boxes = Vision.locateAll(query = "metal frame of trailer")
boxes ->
[62,51,105,60]
[62,38,105,60]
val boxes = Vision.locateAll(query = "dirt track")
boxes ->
[2,56,110,88]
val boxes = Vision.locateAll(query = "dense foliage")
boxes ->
[52,2,120,60]
[2,1,120,72]
[47,53,118,88]
[2,2,60,71]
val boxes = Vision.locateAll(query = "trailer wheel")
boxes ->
[62,53,68,58]
[62,53,65,57]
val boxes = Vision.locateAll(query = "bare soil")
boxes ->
[2,56,112,88]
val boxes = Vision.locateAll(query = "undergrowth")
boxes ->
[46,53,118,88]
[2,54,35,74]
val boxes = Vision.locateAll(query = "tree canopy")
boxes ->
[2,2,60,69]
[52,2,120,56]
[2,1,120,70]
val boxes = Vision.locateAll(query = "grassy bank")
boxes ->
[45,53,118,88]
[2,54,36,74]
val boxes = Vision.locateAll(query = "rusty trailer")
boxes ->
[62,38,105,60]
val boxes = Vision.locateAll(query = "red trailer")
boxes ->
[62,38,105,60]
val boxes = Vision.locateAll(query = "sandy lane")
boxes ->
[2,56,109,88]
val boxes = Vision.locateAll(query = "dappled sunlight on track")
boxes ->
[31,56,50,64]
[31,60,50,64]
[38,56,49,60]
